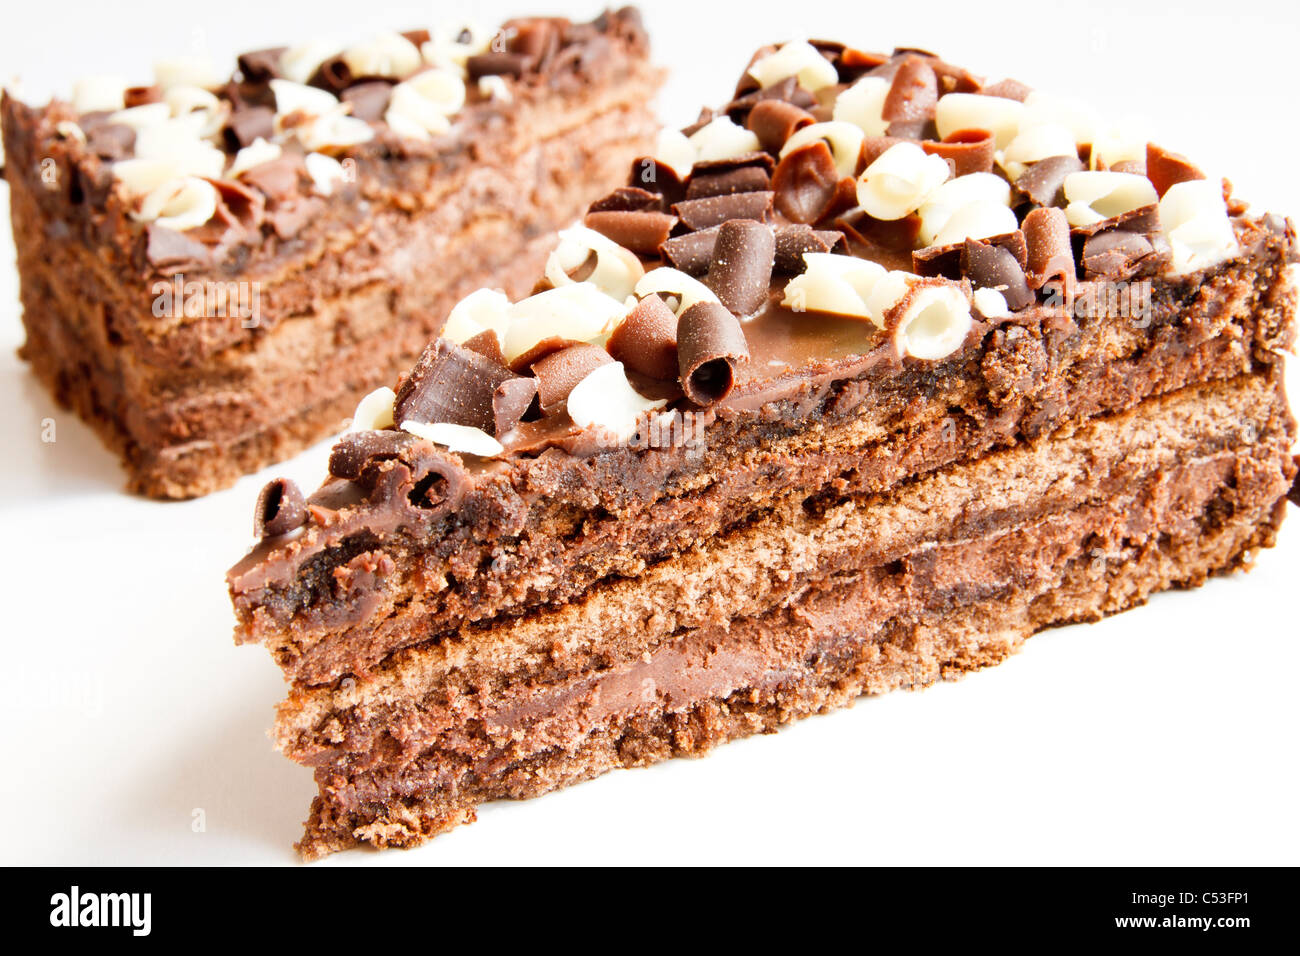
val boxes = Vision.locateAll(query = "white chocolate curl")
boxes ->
[271,80,374,150]
[349,386,396,431]
[442,288,512,345]
[545,225,645,302]
[781,121,865,177]
[972,287,1010,319]
[932,200,1019,246]
[304,152,346,195]
[280,39,341,85]
[1159,179,1240,276]
[1020,91,1098,147]
[269,78,340,119]
[653,128,696,179]
[856,142,950,221]
[917,172,1012,246]
[134,176,219,231]
[893,283,972,360]
[935,92,1025,148]
[566,362,668,443]
[1063,171,1157,227]
[153,55,222,91]
[998,122,1076,181]
[384,69,465,139]
[228,138,282,178]
[688,116,761,163]
[164,85,230,140]
[504,283,628,361]
[342,33,422,79]
[747,41,838,93]
[423,22,494,74]
[634,268,720,317]
[781,253,887,324]
[401,420,504,458]
[832,75,890,137]
[72,75,127,114]
[107,102,171,131]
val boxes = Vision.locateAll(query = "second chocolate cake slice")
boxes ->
[228,39,1297,857]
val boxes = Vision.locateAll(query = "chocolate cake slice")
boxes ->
[2,9,659,497]
[228,39,1297,858]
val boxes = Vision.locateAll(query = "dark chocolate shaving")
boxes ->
[882,56,938,124]
[1146,142,1205,199]
[254,478,307,538]
[673,191,773,231]
[745,98,815,153]
[461,329,507,366]
[530,343,613,410]
[328,430,413,480]
[86,123,135,161]
[686,163,771,199]
[660,227,720,275]
[223,106,275,150]
[628,156,686,207]
[1081,229,1156,279]
[1016,154,1084,208]
[341,82,393,123]
[584,209,677,255]
[981,78,1032,102]
[589,186,663,213]
[492,377,540,435]
[677,301,750,405]
[1023,206,1076,293]
[145,224,211,270]
[772,141,840,224]
[394,338,525,434]
[961,238,1034,310]
[773,224,845,273]
[238,155,304,202]
[706,219,775,316]
[607,294,679,380]
[922,129,996,177]
[467,52,529,79]
[238,47,285,83]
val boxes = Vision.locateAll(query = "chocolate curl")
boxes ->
[746,98,815,152]
[629,156,687,207]
[772,141,840,224]
[394,338,525,434]
[492,377,539,435]
[583,210,677,256]
[660,227,719,275]
[686,163,771,199]
[677,302,750,406]
[238,47,285,83]
[123,85,163,108]
[1016,155,1084,208]
[981,78,1032,102]
[341,82,392,122]
[883,56,938,124]
[774,224,845,273]
[961,238,1034,310]
[860,135,904,169]
[673,191,773,231]
[239,155,305,202]
[589,186,663,213]
[706,219,776,316]
[1081,230,1156,280]
[922,129,996,177]
[328,430,412,480]
[1146,143,1206,198]
[508,336,584,374]
[462,329,507,366]
[531,343,613,410]
[467,52,529,79]
[254,478,308,538]
[1023,207,1076,294]
[607,295,679,380]
[223,106,275,150]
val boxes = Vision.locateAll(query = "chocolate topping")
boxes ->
[673,191,773,231]
[676,301,750,405]
[660,227,720,275]
[394,338,526,434]
[882,56,938,124]
[341,82,393,123]
[745,98,816,153]
[772,141,841,224]
[962,237,1034,310]
[531,343,614,410]
[1081,229,1156,279]
[255,477,308,538]
[1016,155,1085,208]
[706,219,775,316]
[1022,206,1076,292]
[145,224,210,269]
[1146,142,1206,199]
[607,294,679,380]
[774,224,846,273]
[589,186,662,212]
[921,129,995,177]
[583,209,677,255]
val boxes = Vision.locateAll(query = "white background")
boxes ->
[1,0,1297,866]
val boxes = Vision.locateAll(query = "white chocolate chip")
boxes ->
[107,102,172,131]
[1063,170,1157,227]
[932,200,1019,246]
[134,176,219,231]
[894,283,972,360]
[917,172,1012,246]
[304,152,346,195]
[747,41,838,93]
[688,116,761,164]
[401,420,504,457]
[384,69,465,139]
[831,75,890,137]
[654,128,696,179]
[72,75,128,114]
[545,225,645,302]
[972,287,1010,319]
[781,252,887,324]
[227,138,282,178]
[164,85,231,140]
[153,55,223,91]
[935,92,1025,148]
[634,267,720,317]
[280,39,341,85]
[342,32,422,80]
[855,141,950,221]
[1159,179,1239,275]
[566,362,668,443]
[478,75,511,102]
[999,122,1077,180]
[504,283,628,361]
[781,121,865,177]
[443,288,512,345]
[349,386,396,431]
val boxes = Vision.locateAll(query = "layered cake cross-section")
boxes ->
[2,8,659,497]
[228,39,1298,857]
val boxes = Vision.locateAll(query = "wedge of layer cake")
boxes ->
[228,39,1298,857]
[2,8,659,497]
